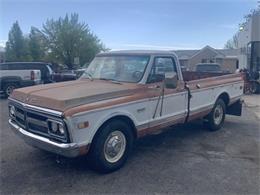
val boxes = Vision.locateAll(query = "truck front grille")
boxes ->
[15,107,26,128]
[27,112,49,135]
[9,101,68,143]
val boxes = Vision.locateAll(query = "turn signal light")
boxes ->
[78,121,89,129]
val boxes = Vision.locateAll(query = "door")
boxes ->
[147,56,187,127]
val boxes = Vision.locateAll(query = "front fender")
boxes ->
[88,110,138,142]
[68,110,138,146]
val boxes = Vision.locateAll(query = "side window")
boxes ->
[147,57,177,83]
[9,64,23,70]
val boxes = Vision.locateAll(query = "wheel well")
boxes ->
[95,115,137,140]
[218,92,229,106]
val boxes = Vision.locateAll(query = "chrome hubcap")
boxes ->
[214,104,223,125]
[104,131,126,163]
[6,86,15,96]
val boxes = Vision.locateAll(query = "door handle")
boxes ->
[196,84,201,89]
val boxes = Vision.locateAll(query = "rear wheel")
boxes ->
[204,99,226,131]
[250,82,260,94]
[3,83,18,97]
[89,120,134,173]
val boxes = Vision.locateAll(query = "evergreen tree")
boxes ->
[5,21,30,61]
[29,27,45,61]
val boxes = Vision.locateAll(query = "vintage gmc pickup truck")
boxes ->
[8,50,244,173]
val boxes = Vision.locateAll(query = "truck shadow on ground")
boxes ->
[39,120,211,174]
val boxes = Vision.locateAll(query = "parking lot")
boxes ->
[0,97,259,194]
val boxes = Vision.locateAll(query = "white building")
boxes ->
[237,11,260,69]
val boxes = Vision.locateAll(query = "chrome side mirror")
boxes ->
[164,72,178,89]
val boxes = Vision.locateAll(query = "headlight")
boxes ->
[58,123,65,134]
[48,120,65,135]
[9,105,16,118]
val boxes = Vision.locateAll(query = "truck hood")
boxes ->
[10,79,142,112]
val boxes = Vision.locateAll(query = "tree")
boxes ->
[41,13,106,69]
[224,34,239,49]
[28,27,45,61]
[224,4,260,49]
[5,21,31,61]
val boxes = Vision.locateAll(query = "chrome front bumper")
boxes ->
[9,119,83,157]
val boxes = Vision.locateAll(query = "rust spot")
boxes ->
[79,144,90,156]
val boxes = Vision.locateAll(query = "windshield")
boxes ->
[81,55,150,83]
[196,64,221,72]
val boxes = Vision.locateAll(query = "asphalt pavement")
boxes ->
[0,98,259,194]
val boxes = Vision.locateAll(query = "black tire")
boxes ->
[250,82,260,94]
[3,83,18,97]
[88,120,134,173]
[204,99,226,131]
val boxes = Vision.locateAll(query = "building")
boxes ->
[173,46,239,73]
[237,11,260,70]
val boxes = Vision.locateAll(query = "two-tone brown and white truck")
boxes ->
[8,50,244,173]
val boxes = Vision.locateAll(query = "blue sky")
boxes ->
[0,0,258,50]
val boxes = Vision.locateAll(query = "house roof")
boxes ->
[173,46,239,60]
[173,50,199,59]
[216,48,239,56]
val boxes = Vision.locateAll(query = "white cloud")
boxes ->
[0,40,7,47]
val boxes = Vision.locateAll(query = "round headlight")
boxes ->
[10,106,15,116]
[51,122,58,132]
[9,106,15,118]
[58,123,65,134]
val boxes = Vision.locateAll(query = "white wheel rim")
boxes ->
[104,130,126,163]
[213,104,223,125]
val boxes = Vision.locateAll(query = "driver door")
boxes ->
[147,57,187,127]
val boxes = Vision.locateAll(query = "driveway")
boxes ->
[243,94,260,118]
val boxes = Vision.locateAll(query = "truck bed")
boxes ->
[182,71,230,81]
[182,71,243,91]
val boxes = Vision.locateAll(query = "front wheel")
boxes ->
[204,99,226,131]
[88,120,134,173]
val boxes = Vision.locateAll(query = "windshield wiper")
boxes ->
[99,78,122,84]
[84,72,93,81]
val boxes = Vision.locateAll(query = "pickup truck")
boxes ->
[8,50,244,173]
[51,70,77,82]
[0,64,41,97]
[1,62,54,84]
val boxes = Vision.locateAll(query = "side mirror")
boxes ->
[164,72,178,89]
